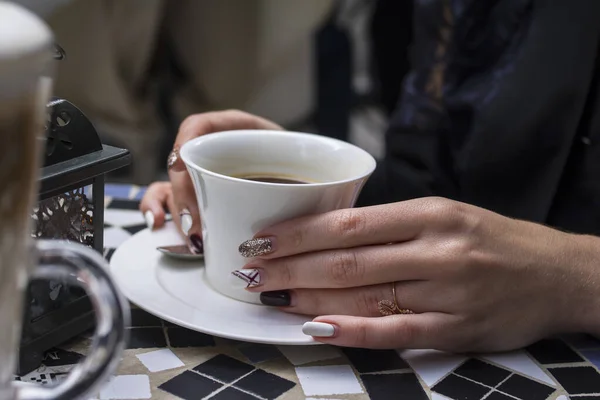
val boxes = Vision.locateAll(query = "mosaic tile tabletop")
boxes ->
[16,184,600,399]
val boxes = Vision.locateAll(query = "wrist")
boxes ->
[561,234,600,336]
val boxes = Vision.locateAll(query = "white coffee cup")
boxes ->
[180,129,376,304]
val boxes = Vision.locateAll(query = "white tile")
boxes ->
[99,375,151,399]
[306,398,343,400]
[103,227,133,248]
[136,349,184,372]
[398,349,466,387]
[277,345,341,366]
[104,209,146,228]
[295,365,363,396]
[555,396,567,400]
[481,351,555,387]
[129,186,141,200]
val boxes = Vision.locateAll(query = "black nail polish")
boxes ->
[189,234,203,254]
[260,291,291,307]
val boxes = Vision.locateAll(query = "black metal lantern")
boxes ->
[17,98,130,374]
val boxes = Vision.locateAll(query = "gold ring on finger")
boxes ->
[378,282,415,316]
[167,148,179,170]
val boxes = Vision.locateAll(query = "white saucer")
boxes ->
[109,222,317,345]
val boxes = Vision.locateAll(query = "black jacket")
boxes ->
[359,0,600,236]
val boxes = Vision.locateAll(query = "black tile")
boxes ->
[454,359,511,387]
[193,355,254,383]
[432,373,491,400]
[159,370,222,400]
[234,369,296,400]
[128,308,163,327]
[41,349,84,366]
[167,327,215,347]
[361,373,428,400]
[497,374,555,400]
[550,366,600,394]
[107,199,140,210]
[124,223,147,235]
[126,327,167,349]
[527,339,584,364]
[566,334,600,350]
[341,348,409,373]
[210,387,259,400]
[238,344,283,364]
[104,248,116,262]
[485,391,515,400]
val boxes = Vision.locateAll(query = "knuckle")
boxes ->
[356,289,381,317]
[351,321,369,345]
[327,251,363,286]
[394,319,420,345]
[275,260,295,288]
[290,225,305,248]
[444,236,475,261]
[328,209,367,241]
[179,114,199,131]
[148,181,168,192]
[423,197,470,231]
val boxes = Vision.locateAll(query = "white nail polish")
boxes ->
[302,322,335,337]
[144,211,154,230]
[230,269,261,288]
[180,211,192,236]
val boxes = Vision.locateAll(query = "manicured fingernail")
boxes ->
[239,237,274,258]
[180,209,192,236]
[144,211,155,230]
[302,322,335,337]
[189,234,203,254]
[231,268,262,288]
[260,290,290,307]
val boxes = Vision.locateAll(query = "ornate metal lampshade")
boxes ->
[18,98,130,374]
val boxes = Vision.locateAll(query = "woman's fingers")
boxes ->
[239,197,467,260]
[304,313,459,350]
[259,281,442,317]
[168,169,200,236]
[139,182,172,230]
[138,180,202,253]
[169,169,203,253]
[169,110,283,172]
[234,242,441,291]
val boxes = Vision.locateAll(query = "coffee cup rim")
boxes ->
[179,129,377,187]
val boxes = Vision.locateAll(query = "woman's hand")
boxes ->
[140,110,282,252]
[233,197,600,352]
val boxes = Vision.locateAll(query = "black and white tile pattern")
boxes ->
[14,184,600,399]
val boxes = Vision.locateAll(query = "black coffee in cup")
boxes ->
[233,173,311,184]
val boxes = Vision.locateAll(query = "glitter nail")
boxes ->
[238,237,273,258]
